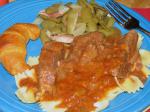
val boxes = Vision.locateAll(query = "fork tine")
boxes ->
[111,0,131,18]
[105,3,124,25]
[109,0,129,21]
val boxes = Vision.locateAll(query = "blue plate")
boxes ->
[0,0,150,112]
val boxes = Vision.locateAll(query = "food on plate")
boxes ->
[0,23,40,103]
[33,30,149,112]
[0,21,150,111]
[37,0,115,44]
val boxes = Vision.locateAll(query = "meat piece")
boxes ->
[121,30,139,67]
[111,30,141,78]
[37,30,144,101]
[38,32,106,96]
[111,63,132,78]
[68,32,105,64]
[37,31,146,111]
[38,42,66,95]
[119,30,138,60]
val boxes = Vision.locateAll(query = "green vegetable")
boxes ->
[106,17,115,28]
[38,0,116,44]
[45,4,60,14]
[39,14,49,20]
[86,21,97,32]
[50,24,62,35]
[90,0,95,4]
[40,29,51,44]
[46,17,61,23]
[73,23,86,36]
[99,27,121,37]
[41,20,56,29]
[66,8,80,34]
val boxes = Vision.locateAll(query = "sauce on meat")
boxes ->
[19,77,37,88]
[37,31,146,112]
[19,66,38,89]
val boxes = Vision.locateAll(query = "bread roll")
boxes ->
[0,23,40,75]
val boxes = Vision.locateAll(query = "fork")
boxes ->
[105,0,150,36]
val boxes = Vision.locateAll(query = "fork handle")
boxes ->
[138,26,150,36]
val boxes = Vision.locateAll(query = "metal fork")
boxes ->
[105,0,150,36]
